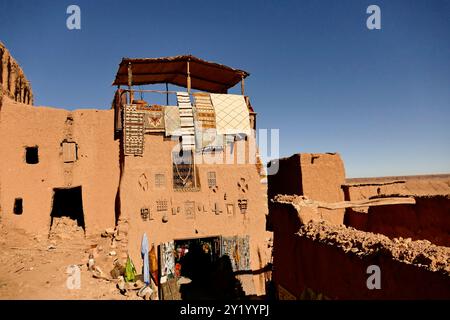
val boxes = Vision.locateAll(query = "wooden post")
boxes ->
[241,74,245,95]
[127,62,133,104]
[187,59,191,94]
[166,83,169,105]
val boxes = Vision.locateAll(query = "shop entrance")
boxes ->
[159,236,245,300]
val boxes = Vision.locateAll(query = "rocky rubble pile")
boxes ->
[49,217,84,240]
[298,221,450,275]
[85,219,157,300]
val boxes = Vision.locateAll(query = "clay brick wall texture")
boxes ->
[0,98,119,235]
[120,134,271,296]
[268,153,346,225]
[271,205,450,299]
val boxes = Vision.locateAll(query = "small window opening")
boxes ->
[25,146,39,164]
[14,198,23,215]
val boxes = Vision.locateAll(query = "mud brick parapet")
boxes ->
[271,206,450,299]
[267,153,346,226]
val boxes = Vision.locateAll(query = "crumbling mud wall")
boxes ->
[342,180,406,201]
[119,134,271,296]
[268,155,450,299]
[0,97,119,235]
[271,204,450,299]
[343,176,450,247]
[0,42,33,105]
[346,196,450,247]
[343,175,450,201]
[268,153,346,225]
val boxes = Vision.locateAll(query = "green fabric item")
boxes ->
[124,255,137,282]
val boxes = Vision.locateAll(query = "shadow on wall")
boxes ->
[179,242,245,300]
[114,131,124,225]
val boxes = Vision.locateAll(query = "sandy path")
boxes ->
[0,224,138,300]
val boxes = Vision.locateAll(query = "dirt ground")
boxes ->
[0,221,142,300]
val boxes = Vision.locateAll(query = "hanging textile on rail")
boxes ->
[193,92,223,151]
[164,106,181,136]
[193,92,216,129]
[210,94,251,136]
[140,104,165,133]
[176,92,195,151]
[124,104,144,156]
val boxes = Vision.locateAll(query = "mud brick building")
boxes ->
[0,49,271,297]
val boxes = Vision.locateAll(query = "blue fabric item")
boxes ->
[141,233,150,285]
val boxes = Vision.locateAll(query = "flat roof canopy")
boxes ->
[112,55,249,93]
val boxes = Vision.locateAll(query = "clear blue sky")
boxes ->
[1,0,449,178]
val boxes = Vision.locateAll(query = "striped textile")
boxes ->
[124,104,144,156]
[193,93,216,129]
[164,106,181,136]
[193,92,223,150]
[210,94,251,136]
[176,92,195,150]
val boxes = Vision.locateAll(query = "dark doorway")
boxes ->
[25,146,39,164]
[159,237,244,300]
[50,186,85,230]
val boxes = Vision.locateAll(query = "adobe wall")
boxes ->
[343,182,405,202]
[268,153,450,299]
[0,97,119,235]
[267,154,302,201]
[343,175,450,202]
[268,153,345,225]
[345,196,450,247]
[343,176,450,246]
[299,153,345,224]
[0,42,33,105]
[271,205,450,299]
[119,134,271,296]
